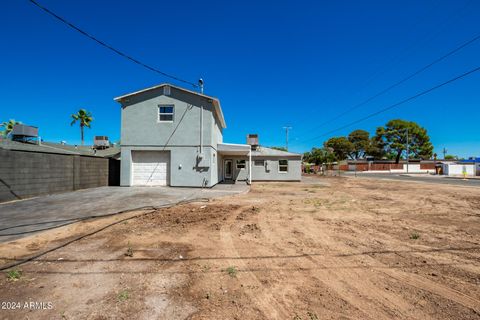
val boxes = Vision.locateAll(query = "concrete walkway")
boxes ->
[0,183,249,242]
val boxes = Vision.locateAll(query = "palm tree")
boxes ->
[70,109,93,145]
[0,119,21,138]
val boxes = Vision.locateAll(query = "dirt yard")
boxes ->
[0,176,479,319]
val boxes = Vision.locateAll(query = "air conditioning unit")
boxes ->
[11,124,39,143]
[94,136,110,149]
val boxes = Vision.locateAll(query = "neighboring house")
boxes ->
[458,157,480,176]
[440,162,476,177]
[115,83,302,187]
[440,159,479,177]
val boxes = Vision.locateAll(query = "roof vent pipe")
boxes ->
[198,78,204,94]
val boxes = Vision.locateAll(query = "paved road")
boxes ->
[0,184,249,242]
[344,172,480,187]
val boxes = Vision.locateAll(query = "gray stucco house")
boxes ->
[115,83,301,187]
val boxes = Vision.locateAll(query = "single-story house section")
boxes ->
[114,83,302,187]
[218,141,302,182]
[440,162,477,177]
[457,157,480,176]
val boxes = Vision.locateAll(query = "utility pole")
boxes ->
[443,147,447,160]
[406,127,409,173]
[283,126,292,151]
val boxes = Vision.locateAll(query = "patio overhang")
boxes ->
[217,143,251,155]
[218,143,252,184]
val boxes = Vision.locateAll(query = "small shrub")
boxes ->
[410,232,420,240]
[117,290,130,302]
[125,242,133,257]
[6,269,22,281]
[226,266,237,278]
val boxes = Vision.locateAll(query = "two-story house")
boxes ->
[115,83,301,187]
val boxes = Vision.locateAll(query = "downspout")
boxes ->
[200,106,203,154]
[249,145,252,185]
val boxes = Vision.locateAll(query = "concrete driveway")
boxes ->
[0,184,249,242]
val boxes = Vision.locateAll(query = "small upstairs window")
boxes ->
[159,105,174,122]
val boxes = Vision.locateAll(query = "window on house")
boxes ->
[159,105,174,122]
[236,160,246,169]
[279,159,288,172]
[254,160,265,166]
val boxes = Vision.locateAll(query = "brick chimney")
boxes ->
[246,134,259,150]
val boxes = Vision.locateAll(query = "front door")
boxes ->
[224,159,233,180]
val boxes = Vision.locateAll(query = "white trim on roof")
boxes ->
[218,142,251,147]
[217,143,251,154]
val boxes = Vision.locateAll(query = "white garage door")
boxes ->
[132,151,169,186]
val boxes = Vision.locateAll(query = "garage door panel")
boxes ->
[132,151,169,186]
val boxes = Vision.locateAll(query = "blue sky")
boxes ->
[2,0,479,157]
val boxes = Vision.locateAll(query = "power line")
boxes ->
[300,32,480,141]
[28,0,198,88]
[356,0,473,92]
[302,65,480,142]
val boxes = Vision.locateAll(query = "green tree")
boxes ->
[0,119,21,138]
[70,109,93,145]
[303,147,335,165]
[324,136,353,161]
[444,154,458,160]
[368,135,386,159]
[374,119,433,163]
[270,146,288,152]
[347,129,370,159]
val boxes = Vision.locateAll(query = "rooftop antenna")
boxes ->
[198,78,204,94]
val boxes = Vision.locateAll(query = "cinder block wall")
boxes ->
[0,149,109,203]
[74,156,109,190]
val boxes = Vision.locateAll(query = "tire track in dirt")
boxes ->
[380,269,480,314]
[344,221,480,279]
[257,208,424,319]
[306,216,480,315]
[336,218,480,302]
[218,207,292,320]
[301,180,480,315]
[257,215,390,318]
